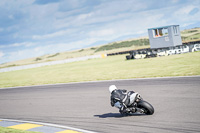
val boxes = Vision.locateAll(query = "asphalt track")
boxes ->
[0,76,200,133]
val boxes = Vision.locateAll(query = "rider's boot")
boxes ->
[129,107,136,113]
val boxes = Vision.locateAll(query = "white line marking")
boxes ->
[0,118,97,133]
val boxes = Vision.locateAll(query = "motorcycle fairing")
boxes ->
[128,92,139,106]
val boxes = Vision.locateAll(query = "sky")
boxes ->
[0,0,200,64]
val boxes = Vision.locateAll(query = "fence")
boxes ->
[0,54,107,73]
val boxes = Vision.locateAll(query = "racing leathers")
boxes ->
[110,89,136,114]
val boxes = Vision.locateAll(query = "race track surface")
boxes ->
[0,76,200,133]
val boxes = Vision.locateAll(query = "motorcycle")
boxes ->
[114,92,154,115]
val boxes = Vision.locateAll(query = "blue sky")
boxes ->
[0,0,200,64]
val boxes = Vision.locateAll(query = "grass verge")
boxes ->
[0,126,40,133]
[0,52,200,88]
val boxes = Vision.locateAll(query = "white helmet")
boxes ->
[109,85,117,93]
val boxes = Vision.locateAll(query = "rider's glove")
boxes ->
[119,104,127,113]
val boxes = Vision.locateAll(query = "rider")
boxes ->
[109,85,138,114]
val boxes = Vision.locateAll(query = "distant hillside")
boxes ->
[0,27,200,69]
[94,38,149,52]
[181,27,200,42]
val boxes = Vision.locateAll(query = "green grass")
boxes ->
[0,126,41,133]
[0,52,200,88]
[181,27,200,41]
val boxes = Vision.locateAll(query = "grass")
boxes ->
[181,27,200,41]
[0,52,200,88]
[0,126,40,133]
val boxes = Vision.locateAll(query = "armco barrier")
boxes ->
[0,54,107,73]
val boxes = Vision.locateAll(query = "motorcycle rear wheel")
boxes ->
[137,100,154,115]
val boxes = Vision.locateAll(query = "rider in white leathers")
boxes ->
[109,85,140,114]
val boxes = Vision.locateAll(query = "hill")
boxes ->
[0,27,200,69]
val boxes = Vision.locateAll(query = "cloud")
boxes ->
[175,5,195,16]
[89,29,115,38]
[189,8,199,15]
[12,42,36,47]
[3,41,84,63]
[171,0,180,4]
[0,42,37,49]
[34,0,62,5]
[32,30,69,40]
[0,51,4,58]
[172,5,200,27]
[0,0,200,64]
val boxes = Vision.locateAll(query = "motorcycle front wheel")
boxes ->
[137,100,154,115]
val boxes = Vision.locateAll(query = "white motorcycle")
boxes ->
[110,85,154,115]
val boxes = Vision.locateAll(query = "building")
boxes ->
[148,25,182,49]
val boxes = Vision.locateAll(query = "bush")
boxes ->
[35,58,42,61]
[95,39,149,52]
[47,53,60,58]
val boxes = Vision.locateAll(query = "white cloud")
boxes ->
[32,30,69,40]
[4,41,85,62]
[171,5,200,27]
[89,29,115,38]
[174,5,195,16]
[8,15,14,19]
[77,12,94,20]
[0,28,3,32]
[12,42,37,47]
[182,22,197,27]
[171,0,180,4]
[0,42,37,49]
[0,51,4,58]
[1,0,200,64]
